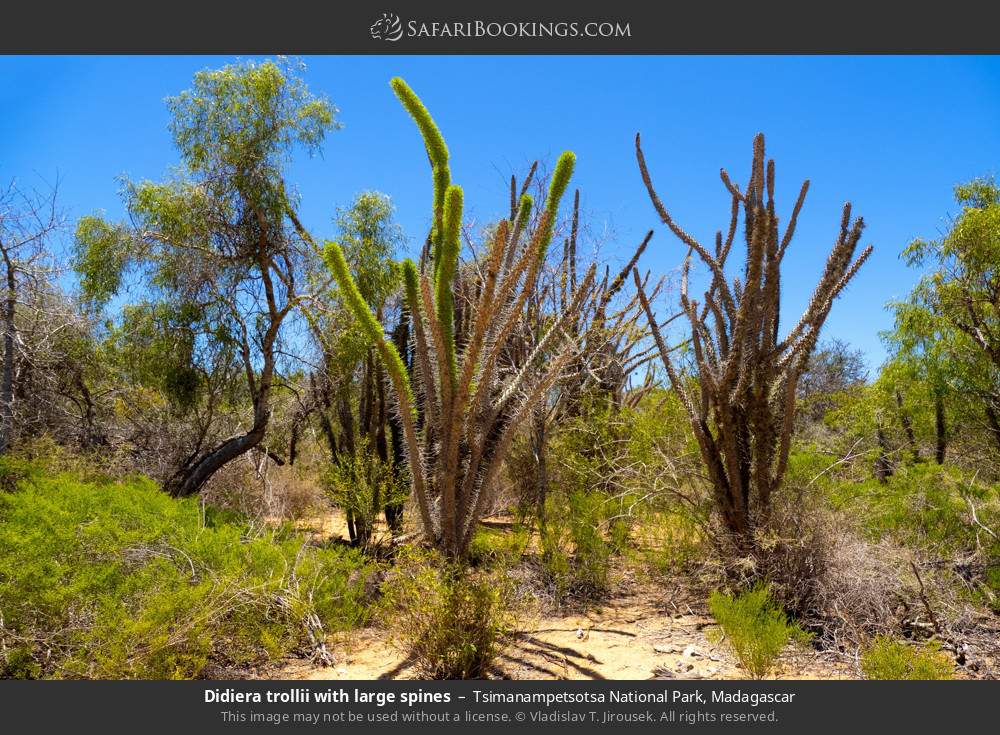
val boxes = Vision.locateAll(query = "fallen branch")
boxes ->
[910,560,942,636]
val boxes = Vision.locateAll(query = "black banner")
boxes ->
[0,680,995,733]
[2,0,1000,54]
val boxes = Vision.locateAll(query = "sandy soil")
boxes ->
[272,508,992,681]
[277,585,853,681]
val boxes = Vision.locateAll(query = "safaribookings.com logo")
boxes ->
[370,13,631,42]
[370,13,404,41]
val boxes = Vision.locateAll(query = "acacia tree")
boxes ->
[902,177,1000,457]
[881,301,955,464]
[633,133,872,543]
[74,59,338,497]
[325,78,594,559]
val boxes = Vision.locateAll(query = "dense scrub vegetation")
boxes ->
[2,57,999,680]
[0,450,369,678]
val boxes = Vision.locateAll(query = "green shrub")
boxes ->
[708,585,810,679]
[530,390,701,598]
[860,636,954,680]
[638,508,706,576]
[787,448,1000,609]
[539,516,573,599]
[540,489,613,598]
[382,552,513,679]
[794,448,1000,560]
[567,490,613,589]
[830,463,998,551]
[0,464,371,679]
[0,455,38,493]
[321,441,407,547]
[467,525,529,568]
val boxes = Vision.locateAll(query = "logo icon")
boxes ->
[370,13,403,42]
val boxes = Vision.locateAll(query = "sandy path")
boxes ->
[278,589,851,681]
[276,509,853,680]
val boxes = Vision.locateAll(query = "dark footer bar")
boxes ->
[0,680,993,733]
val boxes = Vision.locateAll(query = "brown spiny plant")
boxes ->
[508,180,664,521]
[632,132,872,544]
[325,78,595,559]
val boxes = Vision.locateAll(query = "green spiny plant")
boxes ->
[325,78,596,559]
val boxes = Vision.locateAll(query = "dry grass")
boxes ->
[201,455,326,521]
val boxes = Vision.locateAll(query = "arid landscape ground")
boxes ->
[257,510,989,682]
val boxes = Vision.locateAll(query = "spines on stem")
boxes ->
[390,77,451,264]
[536,151,576,261]
[402,258,422,316]
[436,185,463,385]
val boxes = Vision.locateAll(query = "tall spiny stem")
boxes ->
[327,78,590,559]
[634,132,872,545]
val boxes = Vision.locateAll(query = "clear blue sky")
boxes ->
[3,55,999,369]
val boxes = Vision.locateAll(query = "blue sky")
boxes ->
[3,55,999,369]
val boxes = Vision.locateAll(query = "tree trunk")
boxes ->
[934,389,947,465]
[72,369,105,449]
[384,313,410,533]
[287,422,301,466]
[372,354,389,539]
[167,327,277,496]
[166,238,289,498]
[874,422,894,483]
[167,417,268,497]
[351,352,377,548]
[985,398,1000,455]
[346,511,358,545]
[0,257,16,453]
[895,389,920,462]
[530,408,548,527]
[337,387,356,457]
[317,408,339,464]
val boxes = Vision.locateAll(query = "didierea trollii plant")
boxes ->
[325,78,595,559]
[634,132,872,545]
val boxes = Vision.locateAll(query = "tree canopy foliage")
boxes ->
[73,59,339,496]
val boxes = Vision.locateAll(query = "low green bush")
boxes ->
[321,440,407,547]
[787,447,1000,559]
[381,552,513,679]
[0,462,371,679]
[540,489,613,598]
[829,463,998,552]
[708,585,810,679]
[636,508,706,577]
[539,515,573,599]
[860,636,954,680]
[786,448,1000,609]
[467,525,529,568]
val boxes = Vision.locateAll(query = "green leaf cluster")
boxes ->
[708,584,810,679]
